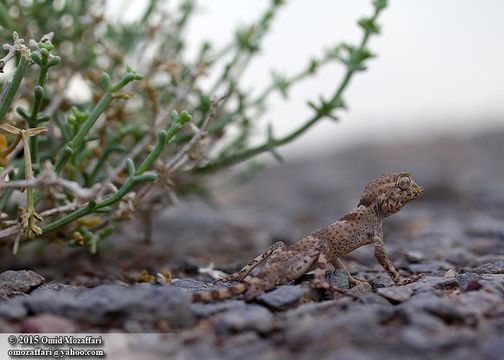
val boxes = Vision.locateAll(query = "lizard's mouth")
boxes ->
[413,184,423,197]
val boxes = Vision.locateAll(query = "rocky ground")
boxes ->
[0,131,503,359]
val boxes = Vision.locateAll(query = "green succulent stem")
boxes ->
[0,56,29,124]
[54,69,143,174]
[28,52,57,165]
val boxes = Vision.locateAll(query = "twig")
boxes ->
[40,202,81,217]
[0,167,97,200]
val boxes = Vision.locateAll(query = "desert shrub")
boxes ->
[0,0,387,253]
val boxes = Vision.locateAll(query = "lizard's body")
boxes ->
[192,172,424,302]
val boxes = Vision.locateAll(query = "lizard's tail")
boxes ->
[192,283,247,302]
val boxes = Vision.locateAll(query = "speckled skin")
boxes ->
[193,172,424,302]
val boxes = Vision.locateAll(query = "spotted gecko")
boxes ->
[192,172,424,302]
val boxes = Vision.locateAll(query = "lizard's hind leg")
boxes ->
[214,241,286,284]
[333,258,369,287]
[311,252,333,290]
[310,243,347,297]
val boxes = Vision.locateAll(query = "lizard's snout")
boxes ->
[409,182,423,197]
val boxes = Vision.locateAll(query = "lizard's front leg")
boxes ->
[373,236,423,285]
[214,241,286,284]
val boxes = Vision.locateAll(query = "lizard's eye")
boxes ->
[397,176,411,190]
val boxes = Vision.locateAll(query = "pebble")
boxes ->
[377,286,414,303]
[215,305,273,334]
[256,285,313,311]
[0,270,44,297]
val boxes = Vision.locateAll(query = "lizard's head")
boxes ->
[359,172,423,217]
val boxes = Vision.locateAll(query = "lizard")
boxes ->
[191,171,424,302]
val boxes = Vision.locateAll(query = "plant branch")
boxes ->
[54,68,143,174]
[195,1,386,173]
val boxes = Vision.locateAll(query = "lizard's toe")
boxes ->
[348,277,370,288]
[398,273,425,285]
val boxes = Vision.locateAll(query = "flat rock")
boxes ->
[0,270,44,297]
[256,285,312,311]
[377,286,414,303]
[0,284,194,330]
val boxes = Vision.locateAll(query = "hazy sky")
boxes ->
[117,1,504,157]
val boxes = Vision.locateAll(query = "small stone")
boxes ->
[347,282,372,297]
[22,314,76,333]
[216,305,273,334]
[368,273,395,288]
[456,273,482,292]
[444,269,456,278]
[404,250,424,263]
[0,270,44,297]
[325,269,349,289]
[256,285,312,311]
[377,286,414,303]
[357,293,392,306]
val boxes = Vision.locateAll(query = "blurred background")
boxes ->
[112,0,504,158]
